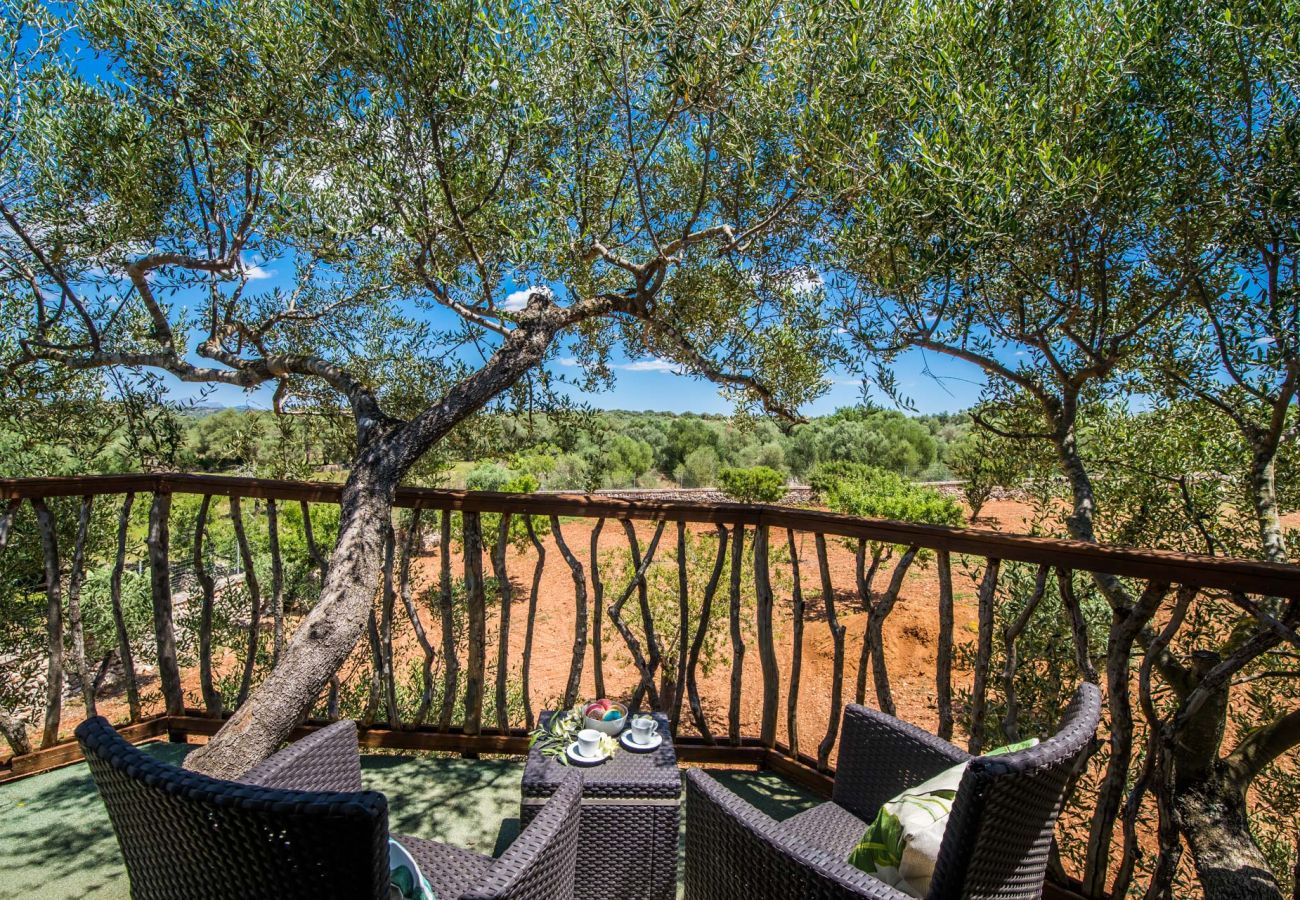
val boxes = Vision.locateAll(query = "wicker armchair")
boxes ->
[75,717,582,900]
[686,683,1102,900]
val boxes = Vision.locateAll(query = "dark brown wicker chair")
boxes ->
[685,683,1102,900]
[75,716,582,900]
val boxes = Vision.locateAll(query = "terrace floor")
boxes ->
[0,742,821,899]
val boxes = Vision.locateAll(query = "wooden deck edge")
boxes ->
[1043,878,1093,900]
[762,748,835,797]
[0,714,790,781]
[172,713,779,761]
[0,716,170,782]
[166,715,543,755]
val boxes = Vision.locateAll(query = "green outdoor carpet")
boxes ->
[0,743,819,899]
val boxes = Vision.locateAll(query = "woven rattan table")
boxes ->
[522,710,680,900]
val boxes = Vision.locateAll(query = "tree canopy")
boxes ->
[2,0,833,457]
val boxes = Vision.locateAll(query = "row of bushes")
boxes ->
[466,456,965,530]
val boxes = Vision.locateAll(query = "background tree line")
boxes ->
[1,400,975,488]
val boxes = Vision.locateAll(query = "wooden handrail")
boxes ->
[1,472,1296,597]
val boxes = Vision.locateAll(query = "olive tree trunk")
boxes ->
[1172,656,1288,900]
[183,294,577,778]
[1175,775,1283,900]
[1248,446,1288,566]
[182,456,399,779]
[1051,411,1291,900]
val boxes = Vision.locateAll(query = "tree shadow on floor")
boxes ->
[0,741,190,899]
[362,754,527,857]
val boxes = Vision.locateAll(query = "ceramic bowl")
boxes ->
[582,701,628,735]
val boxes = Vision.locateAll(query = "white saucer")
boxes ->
[565,741,609,766]
[619,731,663,752]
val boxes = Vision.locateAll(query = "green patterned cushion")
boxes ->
[846,739,1038,897]
[389,838,438,900]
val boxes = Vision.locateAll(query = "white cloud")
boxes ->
[239,256,273,280]
[553,355,688,375]
[1255,336,1277,346]
[786,268,822,296]
[502,285,550,311]
[618,358,683,374]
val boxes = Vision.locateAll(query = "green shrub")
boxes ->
[814,463,965,590]
[634,471,661,489]
[717,466,788,504]
[465,462,516,492]
[509,444,560,480]
[807,460,877,498]
[604,434,654,479]
[945,431,1026,519]
[820,465,964,528]
[546,453,590,490]
[676,446,720,488]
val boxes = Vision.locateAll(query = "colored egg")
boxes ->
[603,709,622,721]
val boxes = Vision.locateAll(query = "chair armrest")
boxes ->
[463,771,583,900]
[239,720,364,793]
[685,770,914,900]
[831,704,969,822]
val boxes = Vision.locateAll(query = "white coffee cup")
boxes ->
[630,715,657,746]
[576,728,602,759]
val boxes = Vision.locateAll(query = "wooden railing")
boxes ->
[1,473,1297,897]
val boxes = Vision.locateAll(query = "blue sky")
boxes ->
[146,251,989,417]
[555,349,985,415]
[145,250,989,416]
[163,351,984,416]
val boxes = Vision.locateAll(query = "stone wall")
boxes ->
[571,481,981,504]
[568,486,816,504]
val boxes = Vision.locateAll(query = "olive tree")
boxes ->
[817,0,1181,547]
[1154,0,1300,567]
[0,0,830,777]
[1142,2,1300,893]
[809,0,1299,895]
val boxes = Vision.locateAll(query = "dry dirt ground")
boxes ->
[389,497,1041,753]
[40,498,1042,759]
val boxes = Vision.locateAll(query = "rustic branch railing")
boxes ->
[1,473,1298,899]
